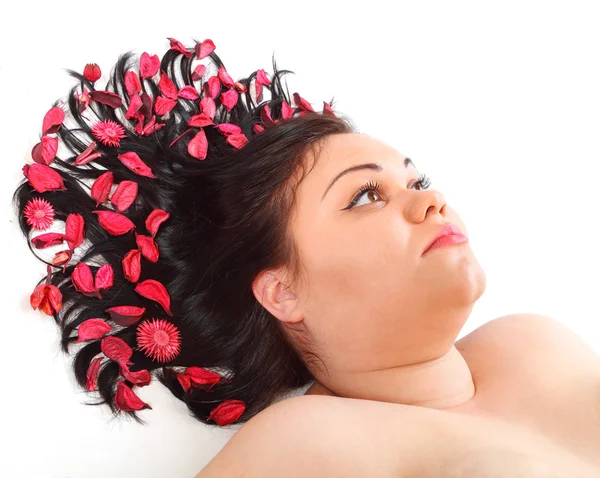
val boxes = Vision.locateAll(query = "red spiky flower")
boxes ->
[136,318,181,363]
[91,120,126,147]
[23,197,55,230]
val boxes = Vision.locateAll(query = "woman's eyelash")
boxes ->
[343,173,432,210]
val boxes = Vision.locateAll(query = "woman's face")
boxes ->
[284,132,487,377]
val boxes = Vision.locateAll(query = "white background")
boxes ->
[1,1,599,477]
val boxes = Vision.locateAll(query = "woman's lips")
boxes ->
[422,223,469,256]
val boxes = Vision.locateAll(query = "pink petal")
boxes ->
[134,279,172,315]
[256,69,272,86]
[167,37,192,58]
[141,116,165,135]
[139,52,160,79]
[178,86,199,100]
[253,124,265,134]
[187,113,213,128]
[106,305,145,326]
[226,133,248,150]
[218,66,235,88]
[125,94,143,120]
[30,283,62,315]
[34,136,58,165]
[42,106,65,135]
[125,70,142,96]
[65,213,85,250]
[110,181,138,212]
[281,101,294,120]
[86,357,103,391]
[135,233,159,262]
[95,264,114,292]
[83,63,101,83]
[89,90,123,108]
[184,366,223,388]
[187,128,208,160]
[120,363,152,386]
[52,250,72,270]
[220,89,238,112]
[216,123,241,136]
[205,76,220,99]
[234,81,247,93]
[122,249,142,283]
[31,232,66,249]
[93,210,135,236]
[145,209,170,237]
[115,381,152,411]
[195,39,215,60]
[74,142,102,166]
[23,164,66,193]
[117,152,156,178]
[260,104,275,126]
[158,71,178,100]
[90,171,113,206]
[71,262,97,296]
[293,92,314,112]
[154,96,177,116]
[176,373,191,392]
[207,400,246,426]
[191,64,206,81]
[75,318,112,343]
[200,97,216,119]
[322,101,336,117]
[101,336,133,366]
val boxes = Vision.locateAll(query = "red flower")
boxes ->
[30,283,62,316]
[83,63,101,83]
[23,197,55,230]
[91,120,126,147]
[136,318,181,363]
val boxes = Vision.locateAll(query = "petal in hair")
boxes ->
[93,210,135,236]
[141,116,165,136]
[75,318,112,343]
[256,69,272,86]
[191,64,206,81]
[23,164,66,193]
[195,39,215,60]
[187,129,208,160]
[101,336,133,367]
[42,106,64,135]
[217,66,235,89]
[208,400,246,426]
[115,381,152,411]
[158,71,178,100]
[120,364,152,386]
[184,366,223,389]
[83,63,101,83]
[226,133,248,150]
[23,197,55,230]
[30,283,62,315]
[260,104,275,127]
[122,249,142,283]
[178,85,199,100]
[140,52,160,79]
[167,37,192,58]
[154,96,177,116]
[200,97,216,119]
[136,318,181,362]
[106,305,145,326]
[134,279,172,316]
[220,89,239,112]
[216,123,241,136]
[125,94,143,120]
[37,136,58,165]
[71,262,98,297]
[89,90,123,108]
[187,113,213,128]
[74,141,102,166]
[322,101,336,117]
[293,92,314,112]
[205,76,221,99]
[145,209,170,237]
[281,101,294,120]
[111,180,138,212]
[76,88,91,113]
[135,233,159,262]
[31,232,66,249]
[125,70,142,96]
[65,213,85,250]
[234,81,247,93]
[252,124,265,134]
[176,373,191,392]
[117,152,156,178]
[86,356,103,391]
[91,171,114,206]
[52,249,72,271]
[95,264,114,292]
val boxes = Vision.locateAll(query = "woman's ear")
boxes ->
[252,268,303,324]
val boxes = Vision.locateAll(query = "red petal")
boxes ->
[110,180,138,212]
[206,76,220,99]
[117,152,156,178]
[95,264,114,292]
[154,96,177,116]
[83,63,101,83]
[260,104,275,126]
[234,81,247,93]
[101,336,133,366]
[106,305,145,326]
[122,249,142,283]
[187,113,213,128]
[75,318,112,343]
[191,64,206,81]
[32,232,65,249]
[42,106,65,135]
[52,249,72,270]
[72,262,97,296]
[115,381,152,411]
[89,90,123,108]
[200,97,216,119]
[23,163,66,193]
[178,85,199,100]
[195,39,216,59]
[216,123,241,136]
[120,364,152,386]
[293,92,314,112]
[176,373,191,392]
[93,210,135,236]
[135,233,159,262]
[167,37,192,58]
[86,357,103,391]
[256,69,272,86]
[141,116,165,135]
[134,279,172,315]
[281,101,294,120]
[65,213,85,250]
[207,400,246,426]
[125,70,142,96]
[184,366,223,388]
[125,94,143,120]
[145,209,170,237]
[225,133,248,150]
[187,128,208,160]
[140,52,160,79]
[158,71,178,100]
[90,171,113,206]
[252,124,265,134]
[322,101,336,117]
[31,142,44,164]
[217,66,235,88]
[74,141,102,166]
[30,284,62,315]
[33,136,58,165]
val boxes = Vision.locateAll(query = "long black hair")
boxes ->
[13,38,355,427]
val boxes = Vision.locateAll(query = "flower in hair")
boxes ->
[83,63,101,83]
[23,197,55,230]
[30,265,62,316]
[136,318,181,362]
[208,400,246,426]
[91,119,126,147]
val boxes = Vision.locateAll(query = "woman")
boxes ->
[15,38,600,476]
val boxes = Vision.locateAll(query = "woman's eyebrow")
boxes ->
[321,157,414,202]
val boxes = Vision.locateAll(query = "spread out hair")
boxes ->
[14,37,356,427]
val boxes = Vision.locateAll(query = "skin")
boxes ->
[252,132,487,410]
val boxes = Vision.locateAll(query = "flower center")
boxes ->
[105,127,117,137]
[154,330,170,346]
[35,210,46,218]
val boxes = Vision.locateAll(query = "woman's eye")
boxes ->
[353,189,383,208]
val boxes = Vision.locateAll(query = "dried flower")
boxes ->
[91,120,126,147]
[83,63,101,83]
[136,318,181,362]
[23,197,55,230]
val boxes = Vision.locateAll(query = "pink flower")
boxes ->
[23,197,55,230]
[136,318,181,363]
[91,120,126,147]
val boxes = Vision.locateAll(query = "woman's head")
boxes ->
[253,132,487,394]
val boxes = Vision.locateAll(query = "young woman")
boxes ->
[15,38,600,477]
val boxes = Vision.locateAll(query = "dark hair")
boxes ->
[13,39,355,427]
